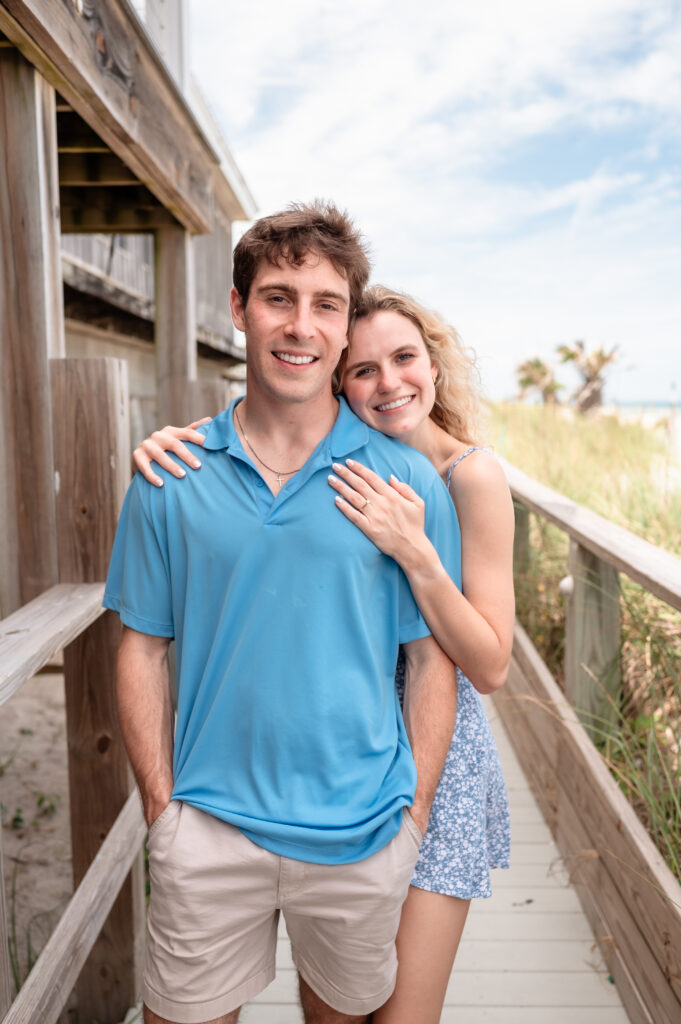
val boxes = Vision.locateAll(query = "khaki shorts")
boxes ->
[144,801,423,1023]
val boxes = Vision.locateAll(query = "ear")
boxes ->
[431,363,439,383]
[230,286,247,332]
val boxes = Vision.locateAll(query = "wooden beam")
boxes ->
[51,357,144,1021]
[0,0,216,232]
[0,47,64,616]
[1,790,146,1024]
[0,583,105,707]
[62,254,154,322]
[59,150,139,185]
[155,225,198,424]
[59,184,179,232]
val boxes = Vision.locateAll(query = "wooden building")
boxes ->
[0,0,257,618]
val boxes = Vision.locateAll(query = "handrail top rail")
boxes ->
[0,582,105,707]
[501,458,681,612]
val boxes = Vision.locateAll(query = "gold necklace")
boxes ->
[235,402,305,488]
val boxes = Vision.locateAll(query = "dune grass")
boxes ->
[486,402,681,881]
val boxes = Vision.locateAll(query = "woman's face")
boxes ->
[341,310,438,439]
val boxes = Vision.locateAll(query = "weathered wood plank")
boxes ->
[0,46,63,615]
[556,792,675,1024]
[61,255,154,321]
[1,790,146,1024]
[0,0,219,231]
[51,356,144,1021]
[0,583,105,706]
[59,183,179,232]
[155,225,197,425]
[565,540,621,732]
[58,150,139,185]
[497,622,681,1024]
[501,459,681,611]
[557,723,681,1007]
[0,832,13,1015]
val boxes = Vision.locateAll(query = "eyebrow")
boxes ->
[255,283,349,307]
[344,344,420,374]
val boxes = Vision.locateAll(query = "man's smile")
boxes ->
[273,351,319,365]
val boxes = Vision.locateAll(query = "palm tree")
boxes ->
[516,357,562,405]
[557,341,617,414]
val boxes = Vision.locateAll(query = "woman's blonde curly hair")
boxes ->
[336,285,483,444]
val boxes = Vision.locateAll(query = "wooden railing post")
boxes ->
[565,539,622,735]
[513,500,530,574]
[0,48,64,617]
[155,225,197,425]
[51,357,145,1023]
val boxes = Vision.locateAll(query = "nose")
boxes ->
[376,364,400,392]
[285,302,315,341]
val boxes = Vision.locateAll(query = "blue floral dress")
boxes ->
[395,448,511,898]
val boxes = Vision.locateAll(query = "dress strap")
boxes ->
[446,447,489,489]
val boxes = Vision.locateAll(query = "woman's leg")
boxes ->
[372,886,471,1024]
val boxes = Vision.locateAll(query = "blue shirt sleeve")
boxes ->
[103,474,175,637]
[396,474,462,644]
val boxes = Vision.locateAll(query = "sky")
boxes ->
[189,0,681,404]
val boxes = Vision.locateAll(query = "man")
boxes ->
[104,201,460,1024]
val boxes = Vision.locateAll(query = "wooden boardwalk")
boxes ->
[119,699,631,1024]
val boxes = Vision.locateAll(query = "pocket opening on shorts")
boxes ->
[148,799,180,840]
[403,808,424,850]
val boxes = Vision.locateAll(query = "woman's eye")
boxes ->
[355,367,374,378]
[396,352,414,363]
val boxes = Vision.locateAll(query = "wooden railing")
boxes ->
[0,588,146,1024]
[0,358,145,1024]
[495,458,681,1024]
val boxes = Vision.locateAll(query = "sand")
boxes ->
[0,668,75,1018]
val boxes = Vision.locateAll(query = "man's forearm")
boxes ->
[402,635,457,834]
[117,626,174,826]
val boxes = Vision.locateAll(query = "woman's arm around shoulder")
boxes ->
[132,418,210,487]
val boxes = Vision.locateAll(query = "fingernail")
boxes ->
[332,463,342,472]
[193,459,201,468]
[178,468,186,477]
[346,458,355,466]
[154,477,163,487]
[328,474,338,484]
[334,496,343,504]
[390,473,398,481]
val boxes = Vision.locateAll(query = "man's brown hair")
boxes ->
[233,200,371,312]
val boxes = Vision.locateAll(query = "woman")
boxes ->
[133,286,514,1024]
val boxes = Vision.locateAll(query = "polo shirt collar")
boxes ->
[201,396,370,459]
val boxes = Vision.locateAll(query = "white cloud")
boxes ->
[189,0,681,402]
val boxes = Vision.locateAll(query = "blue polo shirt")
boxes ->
[104,397,461,864]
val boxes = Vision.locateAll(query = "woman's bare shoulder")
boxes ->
[447,448,509,501]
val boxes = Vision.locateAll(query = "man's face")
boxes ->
[230,254,350,407]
